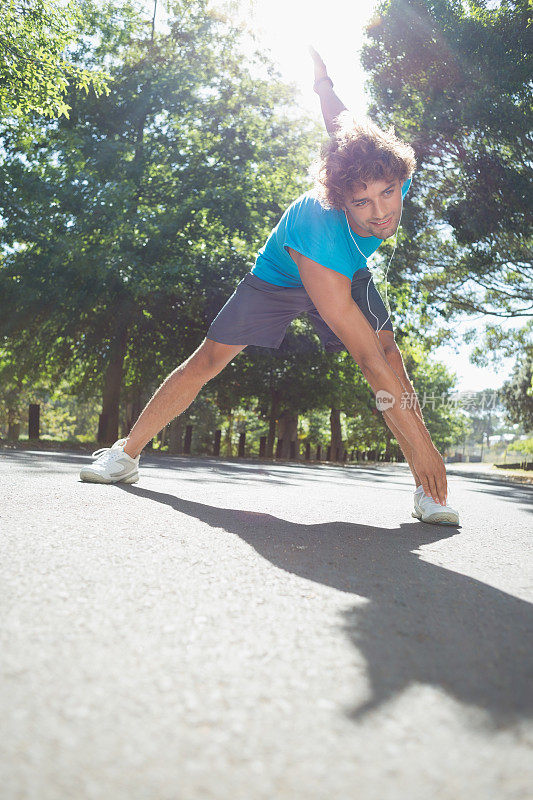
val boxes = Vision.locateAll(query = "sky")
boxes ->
[238,0,374,119]
[149,0,524,392]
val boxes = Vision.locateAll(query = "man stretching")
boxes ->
[80,48,459,526]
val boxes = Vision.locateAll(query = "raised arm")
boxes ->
[309,45,348,136]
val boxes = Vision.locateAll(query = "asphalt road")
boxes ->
[1,449,532,800]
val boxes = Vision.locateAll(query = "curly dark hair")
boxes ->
[311,111,417,210]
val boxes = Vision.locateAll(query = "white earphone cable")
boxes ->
[343,203,403,333]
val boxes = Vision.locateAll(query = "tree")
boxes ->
[499,350,533,431]
[513,436,533,461]
[361,0,532,330]
[0,0,318,442]
[467,318,533,370]
[0,0,111,119]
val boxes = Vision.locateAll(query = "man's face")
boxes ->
[343,177,403,239]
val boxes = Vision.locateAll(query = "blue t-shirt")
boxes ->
[251,178,412,287]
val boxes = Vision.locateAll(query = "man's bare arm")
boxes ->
[382,342,427,425]
[288,246,448,506]
[309,45,348,136]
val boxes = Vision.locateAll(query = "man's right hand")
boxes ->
[412,444,448,506]
[309,45,328,83]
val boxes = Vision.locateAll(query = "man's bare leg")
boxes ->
[122,339,246,459]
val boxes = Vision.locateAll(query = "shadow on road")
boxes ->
[448,476,533,512]
[3,450,532,728]
[4,449,533,503]
[117,483,533,731]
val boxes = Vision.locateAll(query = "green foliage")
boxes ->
[178,393,257,457]
[361,0,532,335]
[0,352,99,440]
[468,319,533,368]
[0,0,474,458]
[513,436,533,457]
[499,349,533,431]
[0,0,318,413]
[397,333,471,450]
[0,0,111,119]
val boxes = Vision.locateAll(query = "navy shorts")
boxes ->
[206,267,393,352]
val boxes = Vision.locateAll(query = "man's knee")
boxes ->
[184,338,246,379]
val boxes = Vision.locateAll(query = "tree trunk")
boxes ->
[7,407,19,440]
[277,409,298,459]
[124,389,144,438]
[330,407,343,462]
[100,322,129,444]
[8,418,20,441]
[384,427,393,462]
[224,411,234,457]
[168,413,188,454]
[5,382,22,441]
[267,387,281,457]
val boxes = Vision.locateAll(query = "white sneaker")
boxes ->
[411,486,460,525]
[79,438,140,484]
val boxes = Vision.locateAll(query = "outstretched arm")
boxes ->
[309,46,348,136]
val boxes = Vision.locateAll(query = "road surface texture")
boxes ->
[1,448,532,800]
